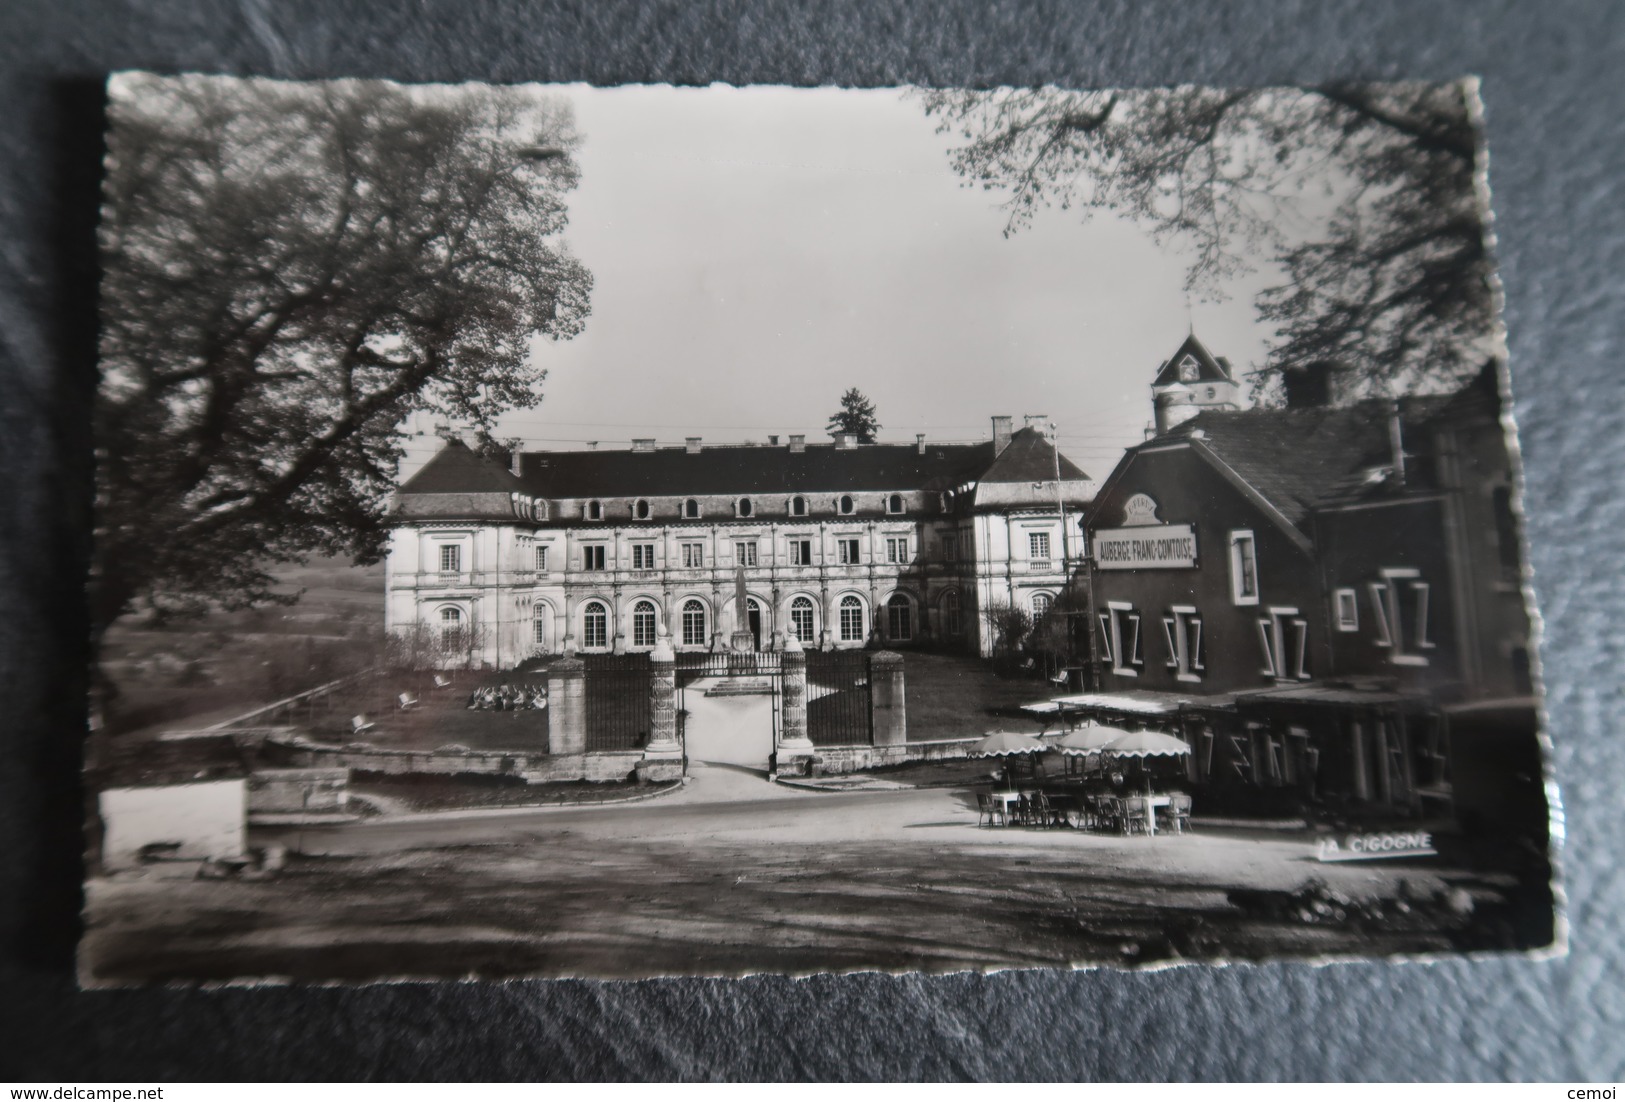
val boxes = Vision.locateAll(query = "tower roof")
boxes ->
[1153,333,1235,386]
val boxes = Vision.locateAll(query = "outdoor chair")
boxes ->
[433,674,453,690]
[397,692,420,711]
[1032,791,1066,829]
[1090,795,1121,833]
[1048,669,1070,689]
[1121,796,1150,835]
[975,789,1006,828]
[1163,793,1193,835]
[350,714,375,736]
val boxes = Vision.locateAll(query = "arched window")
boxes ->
[634,498,651,520]
[582,601,608,650]
[838,494,855,515]
[533,605,547,646]
[839,595,864,642]
[439,605,462,644]
[887,493,904,514]
[790,495,807,517]
[1033,593,1053,620]
[887,594,912,641]
[683,498,701,519]
[737,497,753,518]
[790,596,815,642]
[682,600,707,647]
[632,600,657,648]
[586,499,603,521]
[943,590,961,636]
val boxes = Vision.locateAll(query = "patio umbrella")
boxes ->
[971,730,1048,790]
[970,731,1048,758]
[1100,730,1192,758]
[1054,725,1136,756]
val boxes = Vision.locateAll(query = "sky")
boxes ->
[398,84,1280,484]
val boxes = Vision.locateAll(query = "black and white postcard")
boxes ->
[81,75,1558,984]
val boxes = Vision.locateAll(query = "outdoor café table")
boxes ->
[989,790,1022,823]
[1142,793,1172,837]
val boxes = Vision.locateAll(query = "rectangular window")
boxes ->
[886,537,908,563]
[1257,607,1309,681]
[1373,568,1430,666]
[438,544,461,573]
[941,534,957,562]
[1334,587,1359,631]
[1162,606,1205,682]
[1229,530,1259,605]
[582,545,606,571]
[632,543,655,570]
[534,545,549,572]
[681,542,704,568]
[1106,603,1142,677]
[1029,532,1051,561]
[789,539,812,566]
[734,541,758,567]
[838,538,861,565]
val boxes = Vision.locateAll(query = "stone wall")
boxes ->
[248,768,350,814]
[269,739,643,785]
[810,736,982,775]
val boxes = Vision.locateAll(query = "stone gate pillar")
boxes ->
[638,634,684,782]
[870,650,907,748]
[546,657,586,757]
[776,633,815,772]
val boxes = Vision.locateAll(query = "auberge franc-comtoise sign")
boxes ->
[1094,524,1198,570]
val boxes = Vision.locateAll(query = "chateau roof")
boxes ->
[397,438,527,495]
[396,427,1090,505]
[979,426,1090,484]
[1152,333,1235,386]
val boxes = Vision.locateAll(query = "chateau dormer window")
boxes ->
[838,494,855,515]
[683,498,701,519]
[1178,354,1200,382]
[886,493,904,514]
[586,499,603,521]
[790,495,807,517]
[634,498,651,520]
[737,497,753,518]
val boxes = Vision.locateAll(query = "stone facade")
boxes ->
[385,417,1094,667]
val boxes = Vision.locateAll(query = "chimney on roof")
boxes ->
[632,438,656,453]
[768,434,780,446]
[788,434,806,453]
[1024,414,1047,430]
[510,450,523,478]
[991,416,1013,456]
[916,433,926,455]
[686,437,702,454]
[835,432,858,450]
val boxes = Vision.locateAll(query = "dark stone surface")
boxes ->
[2,0,1620,1081]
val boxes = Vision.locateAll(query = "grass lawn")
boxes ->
[310,669,552,753]
[900,651,1053,742]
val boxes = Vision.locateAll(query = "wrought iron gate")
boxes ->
[581,653,651,751]
[805,650,872,746]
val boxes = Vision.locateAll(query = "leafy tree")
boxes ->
[95,74,592,644]
[919,82,1493,397]
[826,387,881,442]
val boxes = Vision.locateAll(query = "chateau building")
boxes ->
[385,416,1094,666]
